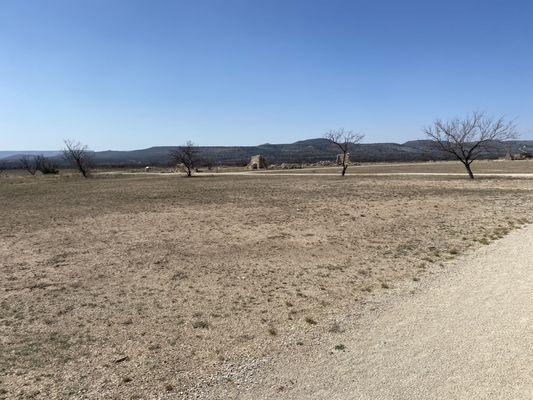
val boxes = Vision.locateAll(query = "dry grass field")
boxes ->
[1,161,533,399]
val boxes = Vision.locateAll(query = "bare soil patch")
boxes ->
[1,165,532,398]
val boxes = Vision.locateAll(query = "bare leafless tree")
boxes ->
[19,155,38,175]
[325,128,365,176]
[170,141,198,177]
[62,139,94,178]
[424,112,518,179]
[35,155,59,174]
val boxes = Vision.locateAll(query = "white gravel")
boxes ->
[229,224,533,399]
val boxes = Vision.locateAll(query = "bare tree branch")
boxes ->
[35,155,59,174]
[19,155,37,175]
[170,141,199,177]
[324,128,365,176]
[424,112,518,179]
[62,139,94,178]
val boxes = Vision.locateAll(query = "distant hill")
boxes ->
[0,151,61,160]
[88,139,533,167]
[2,139,533,168]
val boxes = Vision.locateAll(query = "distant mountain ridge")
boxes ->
[0,151,61,160]
[2,139,532,168]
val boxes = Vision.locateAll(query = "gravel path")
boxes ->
[212,172,533,178]
[234,224,533,399]
[100,171,533,179]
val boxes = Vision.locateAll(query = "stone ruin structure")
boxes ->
[248,155,267,169]
[336,153,350,165]
[505,146,531,160]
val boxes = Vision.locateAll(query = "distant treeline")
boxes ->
[2,138,533,169]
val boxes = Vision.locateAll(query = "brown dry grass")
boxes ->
[255,158,533,175]
[1,163,532,398]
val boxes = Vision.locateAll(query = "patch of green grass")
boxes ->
[478,238,490,245]
[0,332,74,373]
[192,320,209,329]
[329,322,344,333]
[165,384,175,392]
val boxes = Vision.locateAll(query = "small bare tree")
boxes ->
[424,112,518,179]
[170,141,198,177]
[325,128,364,176]
[62,139,93,178]
[19,155,37,175]
[35,155,59,174]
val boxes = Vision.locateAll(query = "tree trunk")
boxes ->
[341,163,347,176]
[464,162,474,179]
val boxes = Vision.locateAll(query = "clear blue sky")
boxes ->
[1,0,532,150]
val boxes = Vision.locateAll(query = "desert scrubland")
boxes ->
[1,161,532,399]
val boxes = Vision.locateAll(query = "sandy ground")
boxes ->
[1,165,532,399]
[109,171,533,178]
[215,223,533,400]
[99,159,533,177]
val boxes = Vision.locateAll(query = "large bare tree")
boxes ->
[325,128,364,176]
[19,155,37,175]
[62,139,94,178]
[170,141,198,177]
[424,112,518,179]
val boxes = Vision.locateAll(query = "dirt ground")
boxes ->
[232,224,533,400]
[1,161,533,399]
